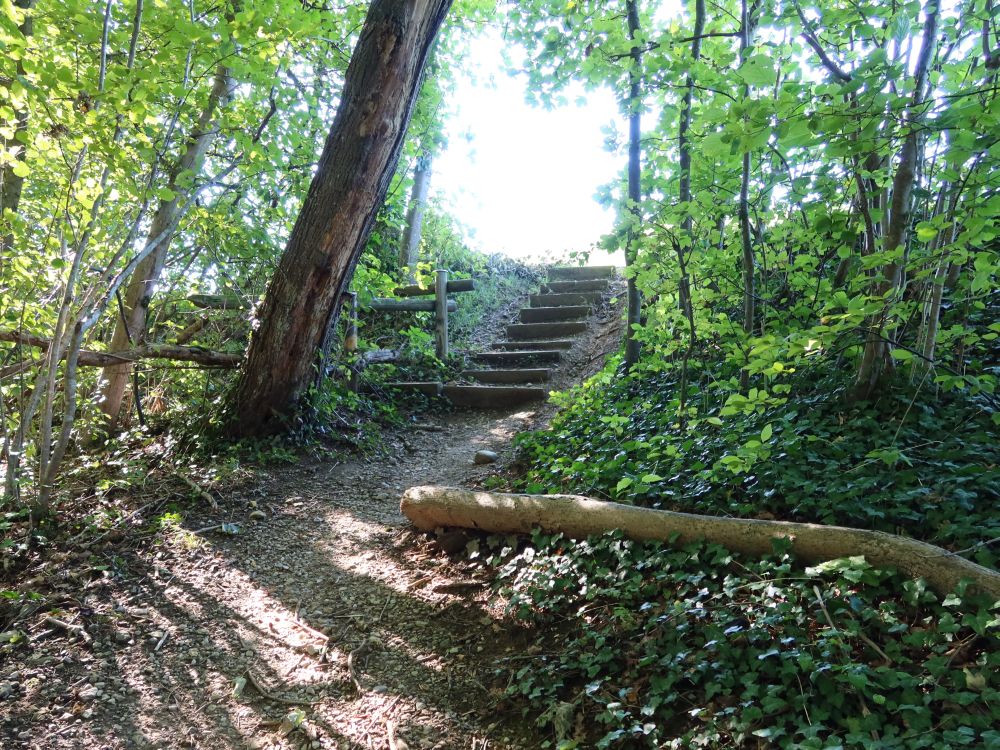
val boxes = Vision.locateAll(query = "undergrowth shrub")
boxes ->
[512,364,999,568]
[498,531,1000,749]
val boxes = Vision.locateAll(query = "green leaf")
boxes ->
[740,54,775,86]
[760,423,773,441]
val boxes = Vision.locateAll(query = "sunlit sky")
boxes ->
[431,33,624,265]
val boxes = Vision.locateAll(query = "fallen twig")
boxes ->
[43,616,92,643]
[387,719,409,750]
[812,586,838,631]
[176,473,218,510]
[814,586,891,665]
[347,640,373,694]
[288,617,329,644]
[154,630,170,651]
[244,670,319,706]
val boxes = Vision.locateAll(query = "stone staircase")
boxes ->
[440,265,617,408]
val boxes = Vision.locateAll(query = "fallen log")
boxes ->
[0,328,242,368]
[399,486,1000,599]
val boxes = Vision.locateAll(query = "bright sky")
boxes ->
[433,34,624,265]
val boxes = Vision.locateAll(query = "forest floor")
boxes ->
[0,293,624,750]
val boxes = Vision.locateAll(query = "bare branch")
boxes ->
[0,329,242,368]
[791,0,853,82]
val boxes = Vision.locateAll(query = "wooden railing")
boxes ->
[344,269,474,360]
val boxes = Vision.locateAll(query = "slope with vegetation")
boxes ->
[459,0,1000,747]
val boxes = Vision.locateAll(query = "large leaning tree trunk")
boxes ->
[226,0,453,437]
[400,486,1000,599]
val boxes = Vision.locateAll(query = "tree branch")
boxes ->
[792,0,853,82]
[0,329,241,369]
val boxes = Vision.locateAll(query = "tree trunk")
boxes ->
[399,153,432,281]
[738,0,757,392]
[674,0,705,421]
[853,1,939,400]
[676,0,704,318]
[96,61,235,430]
[400,486,1000,599]
[226,0,453,438]
[0,0,35,254]
[623,0,643,369]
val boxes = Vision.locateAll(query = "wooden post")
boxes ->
[344,292,359,392]
[344,292,358,353]
[435,269,449,359]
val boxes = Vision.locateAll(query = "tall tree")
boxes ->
[226,0,453,437]
[853,0,941,400]
[673,0,705,418]
[623,0,644,368]
[399,152,433,281]
[737,0,759,392]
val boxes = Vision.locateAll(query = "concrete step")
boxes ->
[519,305,590,323]
[491,340,574,351]
[473,350,562,365]
[542,279,610,294]
[507,321,588,340]
[548,265,616,281]
[443,385,547,408]
[462,368,550,384]
[530,292,602,307]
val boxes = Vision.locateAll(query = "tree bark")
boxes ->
[400,486,1000,598]
[226,0,453,437]
[623,0,643,369]
[96,60,235,430]
[399,153,432,281]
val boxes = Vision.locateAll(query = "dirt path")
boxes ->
[1,294,623,750]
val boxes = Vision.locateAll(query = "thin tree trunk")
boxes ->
[226,0,453,438]
[623,0,643,369]
[676,0,704,319]
[853,0,940,400]
[0,0,36,254]
[675,0,705,420]
[738,0,757,392]
[96,61,235,430]
[399,153,432,281]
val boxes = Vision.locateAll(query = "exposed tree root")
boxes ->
[400,486,1000,598]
